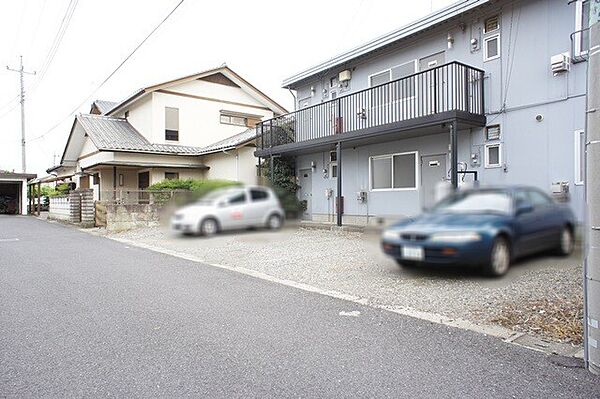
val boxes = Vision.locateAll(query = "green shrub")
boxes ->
[147,179,241,204]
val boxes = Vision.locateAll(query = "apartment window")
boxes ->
[330,76,339,88]
[484,15,499,33]
[369,70,390,87]
[369,151,417,191]
[575,0,591,57]
[484,34,500,61]
[165,107,179,141]
[165,172,179,180]
[485,143,502,168]
[486,125,501,141]
[329,151,337,179]
[575,130,585,185]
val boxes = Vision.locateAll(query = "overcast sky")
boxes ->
[0,0,456,175]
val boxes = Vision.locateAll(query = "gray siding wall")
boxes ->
[292,0,587,221]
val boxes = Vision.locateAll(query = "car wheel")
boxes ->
[199,218,219,236]
[484,236,511,277]
[557,226,574,256]
[266,214,282,230]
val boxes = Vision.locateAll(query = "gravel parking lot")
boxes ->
[103,224,583,346]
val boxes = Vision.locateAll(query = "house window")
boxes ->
[484,34,500,61]
[575,130,585,185]
[575,0,591,57]
[165,107,179,141]
[486,125,501,141]
[220,113,247,126]
[369,151,418,191]
[165,172,179,180]
[369,60,417,102]
[485,143,502,168]
[484,15,499,33]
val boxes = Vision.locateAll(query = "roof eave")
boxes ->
[282,0,489,88]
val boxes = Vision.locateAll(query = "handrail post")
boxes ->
[464,65,470,112]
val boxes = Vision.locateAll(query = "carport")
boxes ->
[0,172,37,215]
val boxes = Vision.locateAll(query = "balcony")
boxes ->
[256,62,486,156]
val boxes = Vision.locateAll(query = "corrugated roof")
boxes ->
[93,100,118,114]
[77,114,203,155]
[282,0,490,88]
[197,128,257,155]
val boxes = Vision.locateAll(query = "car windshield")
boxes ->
[197,188,242,204]
[432,191,512,214]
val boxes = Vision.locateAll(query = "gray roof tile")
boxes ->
[197,128,257,155]
[77,114,203,155]
[93,100,118,114]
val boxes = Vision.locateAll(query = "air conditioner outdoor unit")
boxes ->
[338,69,352,82]
[551,53,570,74]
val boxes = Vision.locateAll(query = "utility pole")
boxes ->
[6,56,36,173]
[585,6,600,376]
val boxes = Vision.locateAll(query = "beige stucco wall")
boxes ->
[201,145,257,185]
[115,79,274,148]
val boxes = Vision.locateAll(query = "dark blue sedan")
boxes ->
[381,187,575,276]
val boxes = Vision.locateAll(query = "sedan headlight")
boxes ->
[430,231,482,243]
[382,230,400,241]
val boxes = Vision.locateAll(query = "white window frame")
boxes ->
[574,129,585,185]
[484,15,500,34]
[574,0,589,57]
[329,162,338,179]
[484,143,502,168]
[368,150,419,192]
[368,69,391,88]
[483,34,501,62]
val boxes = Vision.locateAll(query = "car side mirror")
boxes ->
[516,203,533,215]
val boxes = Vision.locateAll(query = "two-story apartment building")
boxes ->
[49,65,286,200]
[256,0,590,225]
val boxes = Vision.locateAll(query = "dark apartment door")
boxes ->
[421,154,447,209]
[298,169,312,220]
[419,52,446,114]
[138,171,150,203]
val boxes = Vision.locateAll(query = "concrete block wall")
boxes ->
[68,192,81,223]
[80,189,95,228]
[104,203,161,232]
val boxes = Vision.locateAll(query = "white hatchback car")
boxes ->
[171,186,284,236]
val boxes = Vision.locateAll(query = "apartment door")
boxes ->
[421,154,447,209]
[419,52,446,114]
[298,169,312,220]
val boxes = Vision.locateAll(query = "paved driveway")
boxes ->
[106,223,584,345]
[1,216,598,397]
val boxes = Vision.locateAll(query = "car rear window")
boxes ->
[250,189,269,201]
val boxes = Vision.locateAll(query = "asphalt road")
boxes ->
[0,216,598,398]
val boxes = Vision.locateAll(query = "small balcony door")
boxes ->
[419,52,446,115]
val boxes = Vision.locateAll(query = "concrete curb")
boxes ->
[99,232,582,360]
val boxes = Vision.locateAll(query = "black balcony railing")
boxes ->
[258,61,485,150]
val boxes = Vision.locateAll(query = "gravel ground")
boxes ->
[103,225,583,344]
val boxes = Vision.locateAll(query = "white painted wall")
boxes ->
[201,146,258,185]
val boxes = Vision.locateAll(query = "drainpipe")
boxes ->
[112,166,117,200]
[449,121,458,190]
[336,141,342,226]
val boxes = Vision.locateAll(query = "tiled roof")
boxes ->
[93,100,118,114]
[197,128,257,155]
[77,114,203,155]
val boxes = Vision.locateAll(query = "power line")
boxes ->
[29,0,186,144]
[30,0,79,92]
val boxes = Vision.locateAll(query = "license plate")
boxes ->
[402,245,424,260]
